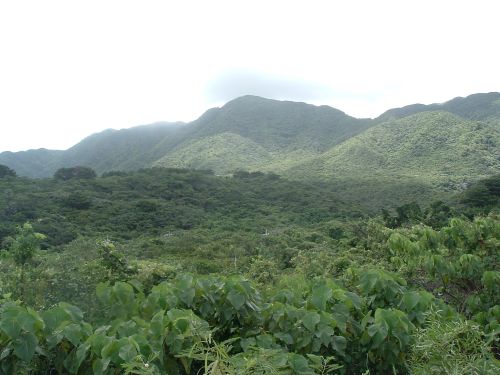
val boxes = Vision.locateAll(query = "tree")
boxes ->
[0,164,16,178]
[63,191,92,209]
[424,200,452,229]
[54,166,97,180]
[461,182,497,207]
[98,239,134,281]
[382,202,424,228]
[7,222,45,301]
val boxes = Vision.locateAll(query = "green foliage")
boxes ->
[6,223,45,267]
[62,191,93,210]
[98,240,135,282]
[288,111,499,193]
[54,166,97,181]
[386,215,500,333]
[1,223,45,303]
[2,94,499,212]
[0,164,16,178]
[0,168,355,243]
[408,309,499,374]
[0,211,497,374]
[0,272,443,374]
[0,121,498,374]
[154,132,273,175]
[461,174,500,210]
[382,200,454,229]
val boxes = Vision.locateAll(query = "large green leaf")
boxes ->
[63,349,80,374]
[42,306,70,333]
[76,343,90,370]
[310,285,332,311]
[92,358,111,375]
[274,332,294,345]
[118,343,137,363]
[331,336,347,356]
[174,318,190,334]
[227,291,246,310]
[150,310,165,338]
[113,282,135,306]
[289,353,314,374]
[316,325,335,346]
[302,311,320,333]
[13,331,37,362]
[63,323,83,346]
[0,306,23,339]
[400,291,421,311]
[178,287,195,307]
[59,303,84,322]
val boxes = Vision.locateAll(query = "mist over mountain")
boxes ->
[1,92,499,206]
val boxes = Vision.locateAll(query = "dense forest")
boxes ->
[0,165,498,374]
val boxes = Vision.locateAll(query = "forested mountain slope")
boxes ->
[0,122,187,177]
[377,91,500,122]
[288,111,499,187]
[61,122,187,173]
[0,149,63,178]
[153,95,372,173]
[0,96,372,177]
[1,93,499,184]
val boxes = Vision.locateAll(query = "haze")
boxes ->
[1,0,499,152]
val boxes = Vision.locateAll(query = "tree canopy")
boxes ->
[54,166,97,180]
[0,164,16,178]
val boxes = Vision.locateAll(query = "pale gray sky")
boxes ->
[1,0,499,152]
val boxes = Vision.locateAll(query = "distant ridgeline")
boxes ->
[1,92,499,207]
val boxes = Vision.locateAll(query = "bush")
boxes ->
[408,310,499,374]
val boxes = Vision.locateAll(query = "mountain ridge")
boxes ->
[1,93,499,200]
[1,95,374,176]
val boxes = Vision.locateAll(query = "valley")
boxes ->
[0,93,499,374]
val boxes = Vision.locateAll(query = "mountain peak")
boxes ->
[221,95,294,109]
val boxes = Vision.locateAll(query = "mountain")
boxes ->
[153,95,372,173]
[1,93,499,210]
[0,122,187,177]
[61,122,187,173]
[0,96,373,177]
[181,95,372,151]
[0,149,63,178]
[377,92,500,122]
[285,109,499,210]
[290,110,499,183]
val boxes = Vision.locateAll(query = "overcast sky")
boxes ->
[1,0,499,152]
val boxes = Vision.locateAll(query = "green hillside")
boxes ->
[1,93,499,193]
[0,149,63,178]
[0,96,373,177]
[186,95,372,152]
[153,132,272,173]
[54,122,187,174]
[153,96,373,174]
[284,111,499,211]
[290,111,499,184]
[378,92,500,122]
[0,122,189,177]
